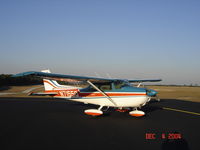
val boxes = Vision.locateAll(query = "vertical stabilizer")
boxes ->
[41,69,60,91]
[41,69,78,91]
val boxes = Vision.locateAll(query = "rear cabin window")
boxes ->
[99,85,111,91]
[87,84,111,91]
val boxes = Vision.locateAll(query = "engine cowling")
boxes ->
[146,89,158,97]
[84,109,103,116]
[129,110,145,117]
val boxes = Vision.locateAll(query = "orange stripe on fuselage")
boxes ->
[79,92,146,97]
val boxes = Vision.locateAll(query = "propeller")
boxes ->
[133,82,160,102]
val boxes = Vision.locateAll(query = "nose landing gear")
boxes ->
[129,108,145,117]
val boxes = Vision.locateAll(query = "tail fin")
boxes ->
[41,70,77,91]
[42,70,59,91]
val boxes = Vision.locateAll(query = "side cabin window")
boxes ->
[87,83,112,91]
[85,81,130,92]
[100,84,111,91]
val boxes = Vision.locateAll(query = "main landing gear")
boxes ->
[84,106,104,116]
[115,107,145,117]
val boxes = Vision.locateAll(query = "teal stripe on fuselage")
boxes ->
[80,85,146,93]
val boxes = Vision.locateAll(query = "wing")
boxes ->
[128,79,162,83]
[13,71,162,83]
[13,71,116,83]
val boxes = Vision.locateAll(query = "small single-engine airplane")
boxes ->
[13,70,162,117]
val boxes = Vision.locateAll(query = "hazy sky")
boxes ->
[0,0,200,85]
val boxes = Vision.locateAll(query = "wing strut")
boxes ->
[87,80,117,106]
[137,83,142,87]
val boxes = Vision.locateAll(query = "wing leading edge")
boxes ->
[13,71,162,83]
[12,71,115,83]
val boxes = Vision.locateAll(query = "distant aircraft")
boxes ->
[13,70,161,117]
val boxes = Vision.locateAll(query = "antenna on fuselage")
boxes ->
[106,73,112,79]
[94,72,101,78]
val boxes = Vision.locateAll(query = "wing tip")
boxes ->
[12,71,36,77]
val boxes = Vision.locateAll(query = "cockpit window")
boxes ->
[100,85,111,91]
[114,81,129,89]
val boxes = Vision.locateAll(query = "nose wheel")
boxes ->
[129,108,145,117]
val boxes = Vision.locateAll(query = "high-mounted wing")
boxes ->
[13,71,116,83]
[13,71,162,84]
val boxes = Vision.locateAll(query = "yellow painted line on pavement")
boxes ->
[163,107,200,116]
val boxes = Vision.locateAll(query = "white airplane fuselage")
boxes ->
[50,87,149,108]
[70,95,149,107]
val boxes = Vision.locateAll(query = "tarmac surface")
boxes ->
[0,97,199,150]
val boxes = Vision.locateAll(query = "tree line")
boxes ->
[0,74,42,86]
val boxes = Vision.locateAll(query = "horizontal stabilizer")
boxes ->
[29,92,58,96]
